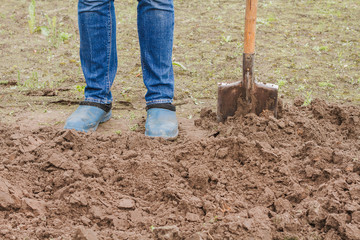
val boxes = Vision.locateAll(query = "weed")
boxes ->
[28,0,36,34]
[318,81,335,88]
[209,216,218,223]
[129,124,139,131]
[46,15,58,48]
[115,130,122,135]
[37,15,72,48]
[296,84,305,92]
[214,15,223,23]
[302,91,312,106]
[349,77,360,85]
[59,32,72,43]
[75,85,85,94]
[266,15,277,23]
[313,45,329,53]
[221,34,232,43]
[258,14,277,26]
[0,80,12,85]
[277,79,287,89]
[54,121,64,125]
[149,225,155,232]
[129,112,136,120]
[319,45,329,52]
[19,72,53,90]
[172,61,187,71]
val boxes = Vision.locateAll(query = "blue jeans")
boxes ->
[78,0,175,106]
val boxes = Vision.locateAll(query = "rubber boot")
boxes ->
[145,108,178,139]
[64,105,111,132]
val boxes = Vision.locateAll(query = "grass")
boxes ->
[28,0,36,34]
[318,81,335,88]
[18,71,54,90]
[129,124,139,131]
[27,0,72,48]
[0,80,10,85]
[172,61,187,71]
[302,91,313,106]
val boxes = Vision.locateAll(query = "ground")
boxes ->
[0,0,359,239]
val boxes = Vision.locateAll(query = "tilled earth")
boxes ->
[0,99,359,240]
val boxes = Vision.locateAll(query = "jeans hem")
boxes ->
[146,99,173,106]
[84,97,112,105]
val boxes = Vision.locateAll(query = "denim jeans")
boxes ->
[78,0,175,105]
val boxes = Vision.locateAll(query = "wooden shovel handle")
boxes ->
[244,0,258,54]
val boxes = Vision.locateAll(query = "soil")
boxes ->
[1,99,359,240]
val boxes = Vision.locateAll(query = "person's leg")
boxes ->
[64,0,117,132]
[79,0,117,104]
[137,0,174,105]
[137,0,178,139]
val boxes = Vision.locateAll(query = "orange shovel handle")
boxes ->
[244,0,258,54]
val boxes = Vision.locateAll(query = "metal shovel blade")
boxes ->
[217,80,278,122]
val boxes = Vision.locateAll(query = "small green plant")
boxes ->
[38,15,72,47]
[59,32,72,43]
[318,81,335,88]
[221,34,232,43]
[313,45,329,53]
[23,71,38,89]
[129,124,139,131]
[28,0,36,34]
[296,84,305,92]
[319,45,329,52]
[115,130,122,135]
[129,112,136,120]
[46,15,58,47]
[209,216,218,223]
[20,72,52,90]
[266,15,277,23]
[277,79,287,89]
[302,91,313,106]
[75,85,86,94]
[172,61,187,71]
[149,225,155,232]
[54,121,64,125]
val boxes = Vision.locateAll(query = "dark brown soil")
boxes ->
[1,99,359,240]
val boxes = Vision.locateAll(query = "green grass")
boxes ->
[19,71,54,90]
[28,0,36,34]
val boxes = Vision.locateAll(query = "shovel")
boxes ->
[217,0,278,122]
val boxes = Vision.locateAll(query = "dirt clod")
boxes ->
[117,198,135,210]
[74,227,98,240]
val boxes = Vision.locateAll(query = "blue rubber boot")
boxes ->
[64,105,111,132]
[145,108,178,139]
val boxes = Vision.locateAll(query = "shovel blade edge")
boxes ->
[217,81,243,122]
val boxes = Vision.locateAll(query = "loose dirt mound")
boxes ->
[0,99,359,240]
